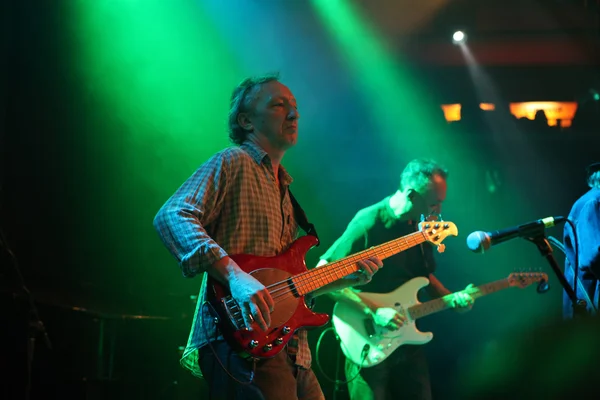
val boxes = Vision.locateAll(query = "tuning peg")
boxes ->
[537,280,549,294]
[437,244,446,253]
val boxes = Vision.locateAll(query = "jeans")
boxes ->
[346,345,432,400]
[198,340,325,400]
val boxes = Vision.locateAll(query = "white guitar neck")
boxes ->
[408,278,511,320]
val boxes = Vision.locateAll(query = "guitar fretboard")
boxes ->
[408,278,511,320]
[291,231,427,296]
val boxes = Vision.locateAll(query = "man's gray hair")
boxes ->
[228,73,280,145]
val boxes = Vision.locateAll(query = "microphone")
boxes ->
[466,216,566,253]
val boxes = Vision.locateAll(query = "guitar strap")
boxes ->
[288,189,320,244]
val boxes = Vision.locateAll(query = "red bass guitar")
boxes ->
[208,220,458,359]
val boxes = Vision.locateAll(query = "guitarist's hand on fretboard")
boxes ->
[446,283,478,313]
[353,256,384,285]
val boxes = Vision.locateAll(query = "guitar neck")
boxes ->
[408,278,511,320]
[292,231,427,296]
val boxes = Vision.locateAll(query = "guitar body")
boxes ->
[332,271,548,367]
[206,220,460,360]
[208,235,330,359]
[332,277,434,367]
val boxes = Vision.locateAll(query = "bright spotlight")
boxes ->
[452,30,466,44]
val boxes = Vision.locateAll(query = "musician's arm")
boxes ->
[576,199,600,277]
[153,153,273,330]
[324,286,380,316]
[153,152,233,278]
[427,273,475,312]
[311,208,404,328]
[425,273,452,298]
[323,272,406,329]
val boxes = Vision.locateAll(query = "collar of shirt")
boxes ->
[383,196,415,227]
[241,140,294,186]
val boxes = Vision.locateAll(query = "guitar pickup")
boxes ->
[221,297,245,330]
[364,318,376,338]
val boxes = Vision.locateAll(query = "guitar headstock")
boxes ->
[507,272,549,289]
[418,221,458,253]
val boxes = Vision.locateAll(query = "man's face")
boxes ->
[411,174,447,219]
[245,81,299,151]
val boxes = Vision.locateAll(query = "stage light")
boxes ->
[452,30,466,44]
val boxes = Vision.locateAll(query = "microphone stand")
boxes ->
[525,233,589,318]
[25,288,52,400]
[0,226,52,400]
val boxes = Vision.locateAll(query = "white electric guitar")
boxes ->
[332,271,548,367]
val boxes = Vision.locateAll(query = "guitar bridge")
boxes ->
[221,296,245,330]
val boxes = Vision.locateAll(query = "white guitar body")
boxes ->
[332,276,433,368]
[332,271,548,368]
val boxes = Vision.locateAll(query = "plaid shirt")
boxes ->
[153,140,312,378]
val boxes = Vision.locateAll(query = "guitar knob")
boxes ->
[434,223,440,229]
[282,326,291,335]
[275,338,284,345]
[263,344,273,352]
[443,223,449,229]
[248,340,259,349]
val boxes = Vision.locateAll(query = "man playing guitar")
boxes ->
[153,73,383,400]
[317,159,475,400]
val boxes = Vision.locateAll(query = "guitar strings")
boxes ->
[262,233,427,305]
[267,234,425,303]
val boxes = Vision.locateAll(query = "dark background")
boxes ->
[3,0,600,399]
